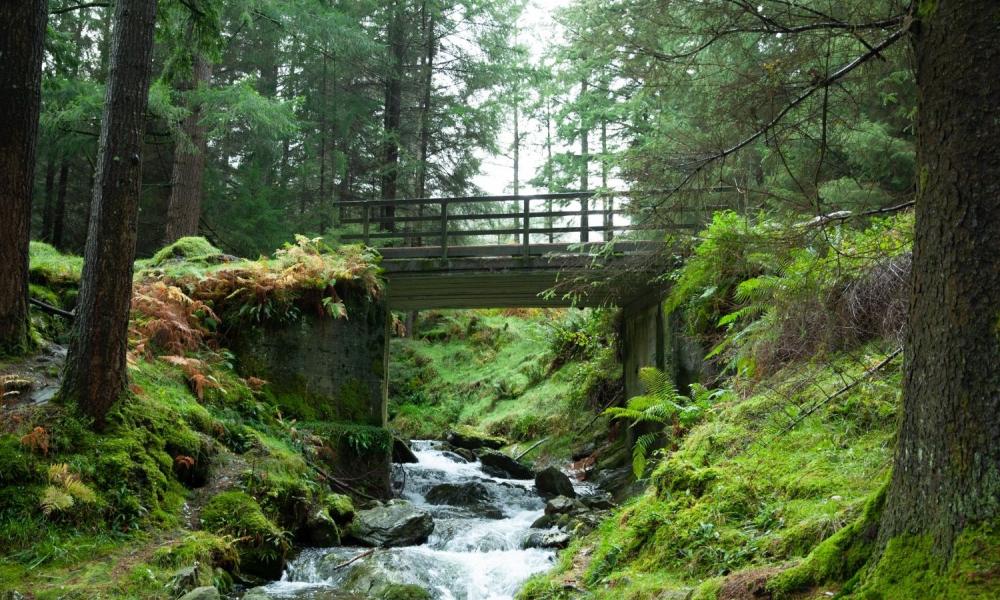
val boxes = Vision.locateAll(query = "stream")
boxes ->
[255,440,581,599]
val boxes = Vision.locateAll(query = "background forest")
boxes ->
[34,0,914,257]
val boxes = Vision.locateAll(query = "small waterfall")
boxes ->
[258,441,562,599]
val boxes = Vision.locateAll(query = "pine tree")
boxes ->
[0,0,47,356]
[60,0,160,428]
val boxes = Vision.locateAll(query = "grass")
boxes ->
[388,309,620,461]
[0,238,389,598]
[517,345,902,599]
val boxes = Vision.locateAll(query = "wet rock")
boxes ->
[425,482,503,519]
[440,449,471,463]
[167,564,208,597]
[304,506,342,546]
[392,438,419,464]
[446,429,504,451]
[571,442,596,461]
[530,513,557,529]
[177,587,220,600]
[535,466,576,498]
[350,500,434,547]
[478,450,533,479]
[241,587,271,600]
[522,530,571,550]
[333,549,462,598]
[544,495,578,515]
[379,583,432,599]
[581,493,615,510]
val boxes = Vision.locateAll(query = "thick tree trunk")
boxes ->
[0,0,47,355]
[164,55,212,245]
[880,0,1000,553]
[61,0,159,428]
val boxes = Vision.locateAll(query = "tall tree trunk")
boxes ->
[579,79,590,243]
[380,2,405,233]
[545,98,554,243]
[41,157,56,242]
[0,0,46,356]
[415,1,436,247]
[61,0,159,428]
[164,54,212,245]
[53,161,70,250]
[879,0,1000,553]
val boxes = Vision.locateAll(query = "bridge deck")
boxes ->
[340,193,697,309]
[381,242,665,310]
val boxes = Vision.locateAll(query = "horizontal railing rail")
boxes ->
[339,190,722,259]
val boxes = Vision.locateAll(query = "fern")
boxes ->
[605,368,718,478]
[41,486,74,515]
[41,463,96,517]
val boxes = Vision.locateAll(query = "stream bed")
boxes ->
[255,441,579,599]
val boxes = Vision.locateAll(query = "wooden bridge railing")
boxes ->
[339,191,709,259]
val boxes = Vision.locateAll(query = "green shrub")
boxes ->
[200,491,289,578]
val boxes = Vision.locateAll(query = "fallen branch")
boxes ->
[778,347,902,436]
[330,548,374,571]
[29,298,75,320]
[515,437,548,461]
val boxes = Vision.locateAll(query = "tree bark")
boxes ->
[0,0,47,355]
[52,161,70,250]
[41,157,56,242]
[61,0,159,428]
[380,2,406,232]
[164,54,212,245]
[879,0,1000,553]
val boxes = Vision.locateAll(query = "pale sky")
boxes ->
[473,0,573,196]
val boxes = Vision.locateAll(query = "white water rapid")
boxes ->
[257,441,568,599]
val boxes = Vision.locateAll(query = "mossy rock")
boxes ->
[149,237,223,267]
[325,493,356,523]
[200,491,288,579]
[379,584,432,600]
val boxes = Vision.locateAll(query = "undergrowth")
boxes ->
[388,309,622,461]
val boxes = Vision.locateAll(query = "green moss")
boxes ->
[28,241,83,286]
[690,577,723,600]
[768,486,886,597]
[148,236,222,267]
[325,493,355,522]
[200,491,288,578]
[379,584,433,600]
[844,522,1000,600]
[152,531,238,572]
[337,377,374,422]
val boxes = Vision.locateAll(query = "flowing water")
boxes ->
[257,441,569,599]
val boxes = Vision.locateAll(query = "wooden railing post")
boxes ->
[363,203,371,246]
[440,201,449,259]
[581,194,589,243]
[606,195,614,241]
[522,196,530,258]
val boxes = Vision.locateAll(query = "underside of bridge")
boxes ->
[380,242,667,310]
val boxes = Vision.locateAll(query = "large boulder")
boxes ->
[535,466,576,498]
[478,450,533,480]
[425,482,503,519]
[544,495,579,515]
[350,500,434,547]
[522,530,571,550]
[177,588,220,600]
[392,438,419,464]
[446,429,504,451]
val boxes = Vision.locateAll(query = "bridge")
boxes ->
[340,191,707,310]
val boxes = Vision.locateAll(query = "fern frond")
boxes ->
[632,433,659,479]
[41,486,74,515]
